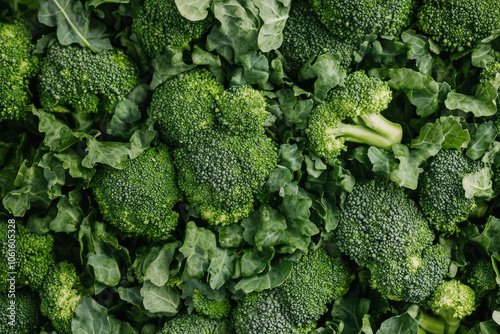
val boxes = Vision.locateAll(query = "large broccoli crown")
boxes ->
[337,178,449,303]
[91,144,182,241]
[232,249,351,334]
[157,313,219,334]
[280,0,355,73]
[419,149,485,234]
[150,68,278,226]
[306,71,401,164]
[308,0,416,44]
[0,288,42,334]
[417,0,500,52]
[192,289,231,320]
[467,259,497,297]
[132,0,215,58]
[0,221,55,292]
[40,261,82,334]
[0,21,39,121]
[38,43,140,114]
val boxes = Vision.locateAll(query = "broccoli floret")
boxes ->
[192,289,231,320]
[308,0,416,44]
[417,280,476,334]
[38,43,140,114]
[306,70,402,164]
[150,68,278,225]
[417,0,500,52]
[0,21,39,121]
[280,0,355,74]
[467,259,497,298]
[91,144,182,241]
[0,221,55,292]
[232,248,352,333]
[0,287,42,334]
[132,0,215,58]
[419,149,486,234]
[337,178,449,303]
[40,261,82,334]
[157,313,220,334]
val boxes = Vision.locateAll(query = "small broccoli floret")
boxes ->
[0,288,42,334]
[337,178,449,303]
[419,149,486,234]
[157,313,220,334]
[0,21,39,121]
[132,0,215,58]
[308,0,416,44]
[38,43,140,114]
[467,259,497,298]
[232,248,352,334]
[40,261,82,334]
[306,70,402,164]
[192,289,231,320]
[417,0,500,52]
[280,0,355,74]
[0,221,55,292]
[417,280,476,334]
[91,144,182,241]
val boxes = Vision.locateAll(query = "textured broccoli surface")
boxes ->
[232,248,351,333]
[0,221,55,292]
[419,149,485,234]
[132,0,215,58]
[308,0,416,44]
[306,70,401,164]
[280,0,355,74]
[40,261,82,334]
[0,288,42,334]
[467,259,497,298]
[157,313,219,334]
[38,43,140,114]
[192,289,231,320]
[337,178,449,303]
[417,0,500,52]
[0,21,39,121]
[91,144,182,241]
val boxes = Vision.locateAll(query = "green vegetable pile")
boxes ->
[2,0,500,333]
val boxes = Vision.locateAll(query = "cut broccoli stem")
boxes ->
[355,112,403,144]
[335,122,395,150]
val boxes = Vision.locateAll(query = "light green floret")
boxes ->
[91,144,182,241]
[307,70,401,164]
[0,221,55,292]
[0,288,42,334]
[149,68,224,146]
[192,289,231,320]
[467,259,497,297]
[157,313,220,334]
[417,0,500,52]
[308,0,416,44]
[133,0,215,58]
[419,149,485,234]
[40,262,83,334]
[280,0,355,73]
[38,43,140,114]
[0,21,39,121]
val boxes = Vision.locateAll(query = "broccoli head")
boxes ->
[157,313,220,334]
[308,0,416,44]
[232,248,352,333]
[467,259,497,298]
[192,289,231,320]
[40,261,83,334]
[132,0,215,58]
[0,221,55,292]
[337,178,449,303]
[417,0,500,52]
[91,144,182,241]
[280,0,355,74]
[419,149,486,234]
[0,21,39,121]
[0,287,42,334]
[306,70,402,164]
[38,43,140,114]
